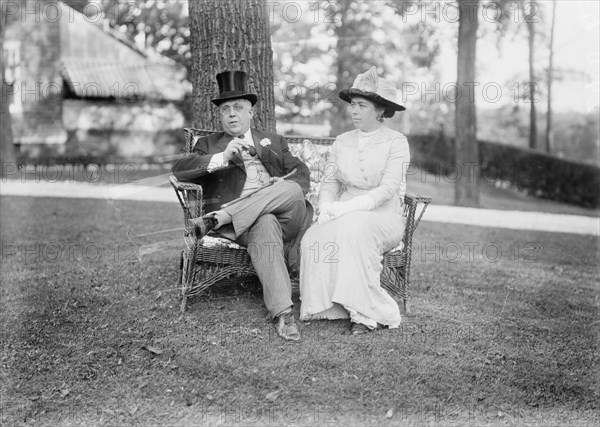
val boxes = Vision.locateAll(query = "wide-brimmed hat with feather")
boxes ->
[339,66,405,116]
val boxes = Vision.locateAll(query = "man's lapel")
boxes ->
[251,129,271,165]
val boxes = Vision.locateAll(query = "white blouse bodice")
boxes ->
[319,127,410,214]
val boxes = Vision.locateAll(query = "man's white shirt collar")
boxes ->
[243,129,254,145]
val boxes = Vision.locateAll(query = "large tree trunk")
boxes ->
[188,0,275,132]
[1,6,16,173]
[545,0,556,153]
[455,0,480,207]
[525,2,537,149]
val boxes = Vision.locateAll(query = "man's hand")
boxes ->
[269,169,298,184]
[223,137,251,161]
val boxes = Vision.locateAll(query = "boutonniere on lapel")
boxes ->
[259,138,279,158]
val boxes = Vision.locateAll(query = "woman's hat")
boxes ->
[211,70,258,106]
[339,66,405,113]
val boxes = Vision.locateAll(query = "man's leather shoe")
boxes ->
[188,214,218,239]
[274,312,301,342]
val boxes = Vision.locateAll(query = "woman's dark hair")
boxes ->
[382,108,396,119]
[370,99,396,120]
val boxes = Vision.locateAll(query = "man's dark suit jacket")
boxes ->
[172,129,311,213]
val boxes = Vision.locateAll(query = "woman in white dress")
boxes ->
[299,67,410,334]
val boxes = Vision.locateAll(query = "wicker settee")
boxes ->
[170,128,431,313]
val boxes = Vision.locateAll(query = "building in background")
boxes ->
[3,0,191,161]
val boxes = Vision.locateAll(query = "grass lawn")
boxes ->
[1,194,598,426]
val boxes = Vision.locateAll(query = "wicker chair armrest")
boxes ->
[405,192,433,205]
[169,175,204,193]
[404,192,431,231]
[169,174,204,221]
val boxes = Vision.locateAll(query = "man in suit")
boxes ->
[172,70,312,341]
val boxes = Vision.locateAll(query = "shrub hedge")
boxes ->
[409,133,600,209]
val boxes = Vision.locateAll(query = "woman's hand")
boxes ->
[317,202,335,224]
[318,201,354,223]
[327,201,348,218]
[327,196,376,219]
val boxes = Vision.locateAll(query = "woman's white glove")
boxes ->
[328,195,375,217]
[317,202,335,224]
[318,195,375,224]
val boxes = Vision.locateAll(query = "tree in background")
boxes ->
[389,0,483,206]
[546,0,557,153]
[67,1,445,138]
[455,0,480,207]
[329,0,353,135]
[0,5,16,171]
[269,0,375,135]
[522,0,539,150]
[188,0,275,131]
[104,0,190,73]
[489,0,558,153]
[329,0,441,135]
[32,0,592,165]
[64,0,191,75]
[269,2,336,129]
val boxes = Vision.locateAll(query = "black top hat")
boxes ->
[211,71,258,106]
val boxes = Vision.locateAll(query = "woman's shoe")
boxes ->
[350,322,370,335]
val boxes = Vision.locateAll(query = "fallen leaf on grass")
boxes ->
[265,390,281,401]
[142,345,163,355]
[342,371,359,380]
[386,408,394,419]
